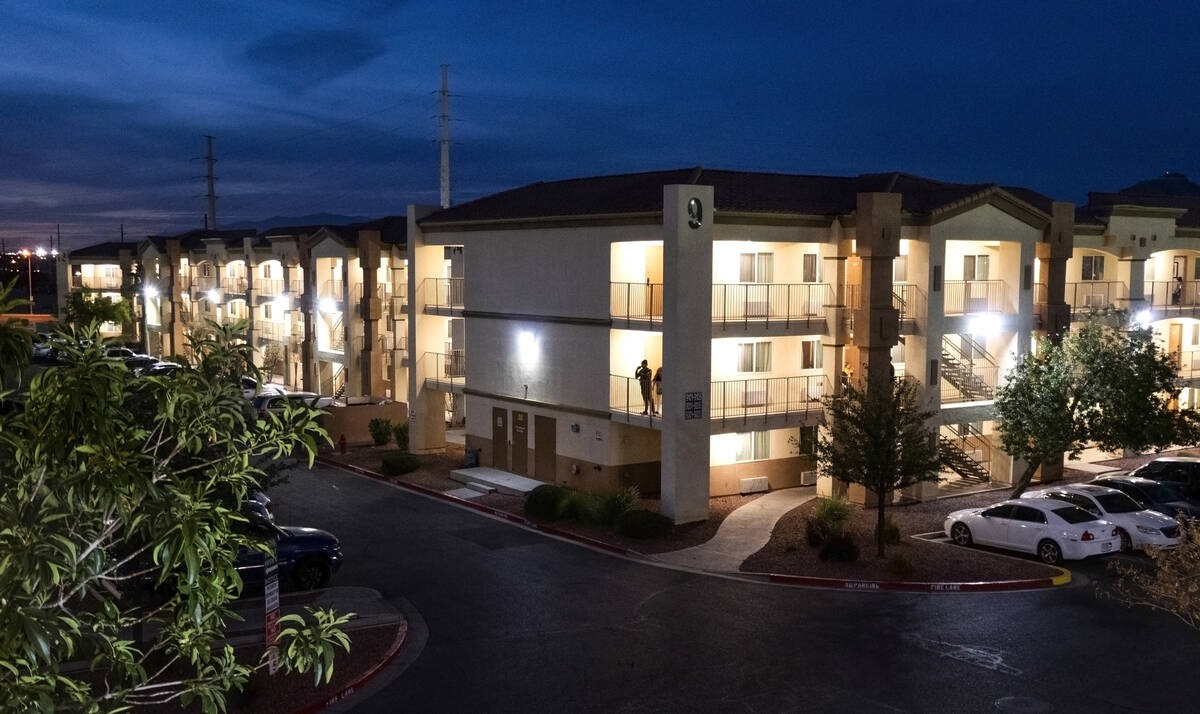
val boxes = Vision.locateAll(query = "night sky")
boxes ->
[3,1,1199,250]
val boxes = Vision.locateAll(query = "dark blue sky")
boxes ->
[3,0,1199,250]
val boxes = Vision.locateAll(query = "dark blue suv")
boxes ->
[238,495,343,591]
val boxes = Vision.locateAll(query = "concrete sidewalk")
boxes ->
[654,487,816,572]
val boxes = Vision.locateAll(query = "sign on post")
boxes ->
[264,549,281,675]
[684,391,703,420]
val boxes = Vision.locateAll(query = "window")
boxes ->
[801,340,823,370]
[738,342,772,372]
[1011,506,1047,524]
[893,255,908,283]
[963,255,990,281]
[263,302,273,320]
[797,426,818,456]
[1081,255,1104,281]
[981,505,1014,519]
[739,253,774,283]
[802,253,818,283]
[1192,324,1198,346]
[736,431,770,462]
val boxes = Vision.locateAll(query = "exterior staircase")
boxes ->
[938,423,991,491]
[940,335,996,401]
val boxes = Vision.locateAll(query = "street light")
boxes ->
[19,249,32,314]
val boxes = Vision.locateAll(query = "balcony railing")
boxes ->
[395,335,408,362]
[710,375,827,422]
[1176,349,1200,379]
[940,364,999,404]
[893,283,927,330]
[226,277,248,294]
[77,275,123,289]
[421,351,466,390]
[289,280,304,294]
[711,283,831,327]
[1062,281,1125,312]
[354,283,393,300]
[320,280,344,300]
[257,278,283,296]
[943,280,1007,315]
[256,322,284,340]
[609,282,664,327]
[1145,280,1200,311]
[420,277,465,311]
[193,275,216,292]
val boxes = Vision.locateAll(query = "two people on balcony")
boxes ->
[636,360,662,416]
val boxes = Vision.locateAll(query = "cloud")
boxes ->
[243,29,386,91]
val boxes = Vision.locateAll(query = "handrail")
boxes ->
[610,282,664,327]
[710,283,831,328]
[943,279,1007,315]
[420,277,465,311]
[942,334,998,368]
[421,351,466,389]
[709,374,826,423]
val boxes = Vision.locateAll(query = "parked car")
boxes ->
[1021,484,1179,551]
[140,361,186,377]
[945,498,1120,565]
[1129,457,1200,500]
[238,505,343,591]
[1090,475,1200,520]
[252,391,334,420]
[240,376,287,400]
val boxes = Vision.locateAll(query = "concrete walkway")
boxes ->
[654,487,816,572]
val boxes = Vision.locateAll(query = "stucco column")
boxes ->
[299,242,317,392]
[1119,257,1147,312]
[358,230,384,398]
[407,206,448,454]
[1031,201,1076,485]
[660,184,713,524]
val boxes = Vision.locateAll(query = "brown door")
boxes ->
[534,416,557,482]
[511,411,528,475]
[1170,323,1183,368]
[491,407,508,471]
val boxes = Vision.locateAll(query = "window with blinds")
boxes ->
[738,342,772,372]
[801,340,823,370]
[739,253,774,283]
[736,431,771,462]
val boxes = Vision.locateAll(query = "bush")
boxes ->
[806,498,852,547]
[885,554,914,578]
[876,515,902,546]
[525,484,570,521]
[557,490,597,523]
[380,451,420,476]
[368,418,393,446]
[393,421,410,452]
[615,509,673,539]
[596,485,640,526]
[818,531,859,562]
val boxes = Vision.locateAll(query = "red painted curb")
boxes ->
[287,619,409,714]
[314,456,633,556]
[760,572,1062,592]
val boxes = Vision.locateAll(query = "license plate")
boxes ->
[1102,542,1113,552]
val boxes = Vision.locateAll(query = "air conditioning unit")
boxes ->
[746,300,770,317]
[739,476,769,494]
[743,390,767,407]
[800,470,818,486]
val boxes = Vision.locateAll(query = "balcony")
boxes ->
[1176,349,1200,380]
[711,283,831,331]
[608,374,827,426]
[610,282,663,328]
[226,277,248,294]
[257,278,283,296]
[943,280,1008,315]
[395,335,409,364]
[320,280,344,300]
[289,280,304,294]
[420,351,465,392]
[1144,280,1200,317]
[256,321,285,341]
[193,275,217,292]
[391,284,409,314]
[1062,281,1125,315]
[420,278,464,314]
[76,275,122,290]
[893,284,927,333]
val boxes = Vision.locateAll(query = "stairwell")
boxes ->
[938,424,992,493]
[940,335,995,401]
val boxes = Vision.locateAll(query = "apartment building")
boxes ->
[1057,172,1200,408]
[404,168,1073,523]
[57,240,139,338]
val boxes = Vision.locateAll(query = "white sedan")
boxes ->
[1021,484,1180,552]
[944,498,1120,565]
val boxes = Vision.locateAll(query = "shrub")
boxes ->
[367,418,393,446]
[806,498,852,547]
[393,421,410,452]
[557,490,598,523]
[885,554,914,578]
[596,485,640,526]
[876,515,902,546]
[615,509,673,539]
[525,484,570,521]
[380,451,420,476]
[818,531,859,562]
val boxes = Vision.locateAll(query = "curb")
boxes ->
[287,618,409,714]
[313,456,1072,593]
[315,456,638,557]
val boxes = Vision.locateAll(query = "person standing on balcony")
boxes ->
[652,366,663,415]
[1173,276,1184,305]
[635,360,653,415]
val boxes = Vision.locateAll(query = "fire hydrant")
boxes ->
[338,434,347,454]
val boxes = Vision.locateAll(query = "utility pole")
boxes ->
[120,223,125,243]
[204,135,218,230]
[439,64,451,209]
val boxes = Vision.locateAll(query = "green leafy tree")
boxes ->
[817,377,941,558]
[996,312,1198,496]
[64,291,132,331]
[0,278,32,389]
[0,283,346,712]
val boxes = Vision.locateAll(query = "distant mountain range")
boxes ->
[227,213,371,232]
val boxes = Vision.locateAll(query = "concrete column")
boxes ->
[407,206,448,454]
[1119,257,1147,312]
[357,230,384,398]
[1038,202,1075,342]
[167,240,187,358]
[299,242,317,392]
[660,184,713,524]
[244,239,259,354]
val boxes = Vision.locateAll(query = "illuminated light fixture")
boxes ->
[206,289,220,303]
[517,329,539,365]
[1135,309,1152,327]
[51,249,58,257]
[319,298,337,314]
[274,295,290,312]
[143,285,159,299]
[35,247,47,258]
[966,314,1001,336]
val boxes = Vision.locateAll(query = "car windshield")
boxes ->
[1094,491,1142,513]
[1143,482,1185,502]
[1051,506,1098,524]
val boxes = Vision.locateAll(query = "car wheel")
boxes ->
[1117,528,1133,552]
[1037,539,1063,565]
[291,557,331,591]
[950,522,973,546]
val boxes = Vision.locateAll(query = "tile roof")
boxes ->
[419,167,1055,226]
[1087,191,1200,229]
[144,229,249,252]
[67,240,135,261]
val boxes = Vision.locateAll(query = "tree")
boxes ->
[0,278,32,389]
[818,377,941,558]
[996,312,1199,497]
[0,282,347,712]
[1109,517,1200,630]
[64,292,132,332]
